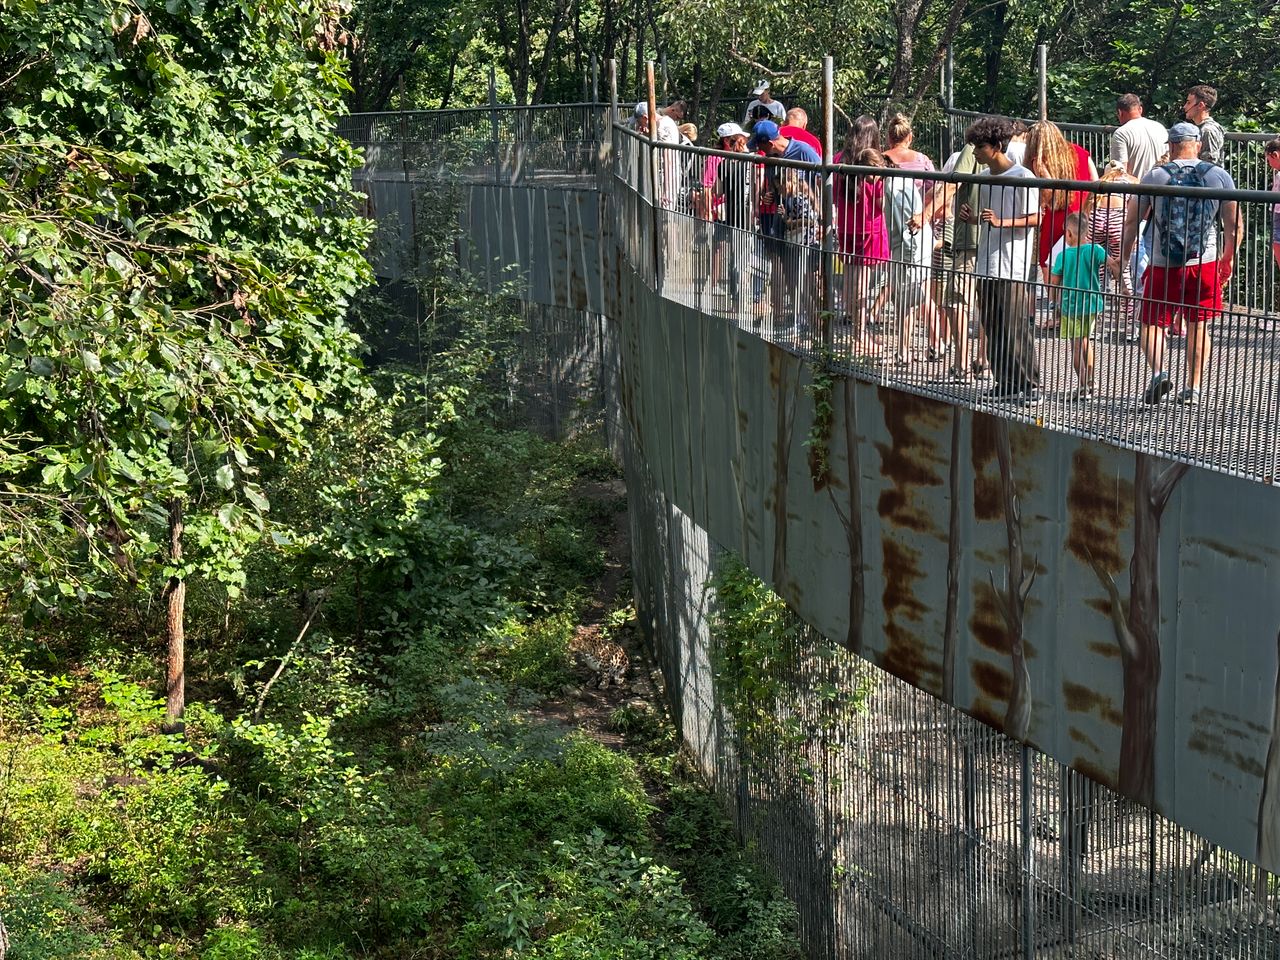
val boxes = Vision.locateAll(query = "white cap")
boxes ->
[752,80,770,95]
[716,122,746,139]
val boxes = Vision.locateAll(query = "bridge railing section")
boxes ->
[339,103,604,185]
[613,125,1280,484]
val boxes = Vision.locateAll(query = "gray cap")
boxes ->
[1168,121,1202,142]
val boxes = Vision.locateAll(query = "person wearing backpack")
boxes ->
[1115,122,1238,406]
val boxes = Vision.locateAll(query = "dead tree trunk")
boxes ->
[833,378,865,654]
[943,409,962,701]
[162,498,186,734]
[992,420,1034,740]
[1121,454,1187,803]
[1257,628,1280,867]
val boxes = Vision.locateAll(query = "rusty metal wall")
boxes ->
[614,256,1280,873]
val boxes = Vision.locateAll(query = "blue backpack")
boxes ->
[1157,161,1216,264]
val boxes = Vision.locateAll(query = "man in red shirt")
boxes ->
[780,107,823,155]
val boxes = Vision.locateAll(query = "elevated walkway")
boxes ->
[341,101,1280,918]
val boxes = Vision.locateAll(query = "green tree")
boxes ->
[0,0,372,730]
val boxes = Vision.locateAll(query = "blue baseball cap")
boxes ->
[1168,121,1201,142]
[750,119,780,149]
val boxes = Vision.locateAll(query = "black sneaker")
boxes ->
[982,385,1021,399]
[1021,389,1044,407]
[1142,373,1172,404]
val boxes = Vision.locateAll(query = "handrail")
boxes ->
[614,122,1280,204]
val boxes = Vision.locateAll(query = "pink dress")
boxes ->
[834,151,889,262]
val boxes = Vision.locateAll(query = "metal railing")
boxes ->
[613,126,1280,485]
[339,103,604,186]
[339,102,1280,485]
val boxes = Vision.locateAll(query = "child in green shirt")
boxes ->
[1050,213,1107,400]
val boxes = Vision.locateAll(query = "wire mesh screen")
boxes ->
[613,131,1280,485]
[628,475,1280,960]
[339,104,605,186]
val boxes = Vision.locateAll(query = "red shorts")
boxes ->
[1139,261,1223,327]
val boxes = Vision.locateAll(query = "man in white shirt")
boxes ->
[1110,93,1168,179]
[743,81,786,127]
[634,101,683,211]
[1111,94,1169,301]
[958,116,1042,402]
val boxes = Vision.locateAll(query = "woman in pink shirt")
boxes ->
[834,134,889,357]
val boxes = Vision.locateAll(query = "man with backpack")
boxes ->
[1116,122,1238,406]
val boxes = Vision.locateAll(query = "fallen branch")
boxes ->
[252,590,327,722]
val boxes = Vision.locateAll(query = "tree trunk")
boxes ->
[1120,453,1186,804]
[163,498,186,734]
[943,409,962,701]
[841,379,865,654]
[1257,629,1280,868]
[995,420,1032,740]
[702,71,727,138]
[532,0,571,104]
[982,0,1011,111]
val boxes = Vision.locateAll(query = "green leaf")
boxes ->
[215,463,235,490]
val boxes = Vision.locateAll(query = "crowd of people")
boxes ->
[629,82,1274,409]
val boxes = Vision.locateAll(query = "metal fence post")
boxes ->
[489,65,501,181]
[821,56,835,351]
[647,60,661,290]
[1037,44,1048,122]
[1020,744,1036,959]
[591,54,599,104]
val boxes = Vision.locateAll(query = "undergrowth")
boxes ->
[0,358,800,957]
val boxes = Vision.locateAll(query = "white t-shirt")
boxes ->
[743,98,786,125]
[1110,117,1169,180]
[1005,139,1027,165]
[974,164,1040,279]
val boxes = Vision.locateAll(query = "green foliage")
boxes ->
[804,354,837,488]
[708,554,803,756]
[709,554,877,768]
[0,0,372,612]
[486,613,575,694]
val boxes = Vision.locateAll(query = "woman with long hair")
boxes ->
[882,112,945,359]
[1026,121,1097,325]
[833,141,889,358]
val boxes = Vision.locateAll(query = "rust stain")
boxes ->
[882,539,928,623]
[1188,730,1266,778]
[1062,680,1123,727]
[882,623,941,693]
[970,414,1002,521]
[1085,598,1113,619]
[1069,726,1102,754]
[972,660,1013,701]
[875,389,945,535]
[1072,757,1117,790]
[1193,707,1272,737]
[1009,419,1047,460]
[1187,536,1266,565]
[968,579,1007,653]
[970,697,1005,730]
[1065,447,1132,571]
[880,537,938,691]
[767,344,784,392]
